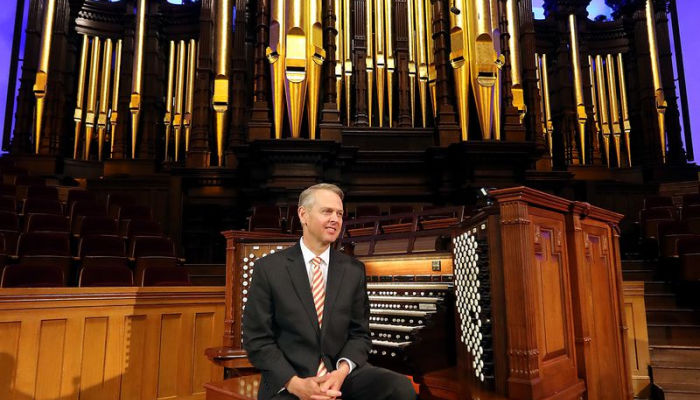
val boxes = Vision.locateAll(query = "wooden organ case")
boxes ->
[211,189,633,400]
[450,187,633,400]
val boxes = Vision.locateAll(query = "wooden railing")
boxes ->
[0,287,225,400]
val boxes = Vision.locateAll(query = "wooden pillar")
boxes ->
[431,0,459,145]
[12,0,44,154]
[187,0,214,167]
[225,0,249,167]
[352,0,369,126]
[111,3,136,160]
[395,0,411,127]
[654,0,684,163]
[248,0,273,141]
[319,0,343,141]
[137,0,161,159]
[499,0,526,142]
[519,0,549,165]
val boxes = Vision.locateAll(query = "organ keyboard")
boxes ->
[366,282,455,375]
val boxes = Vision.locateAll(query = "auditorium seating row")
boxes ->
[0,162,189,288]
[638,194,700,299]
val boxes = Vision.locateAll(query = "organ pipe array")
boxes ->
[263,0,511,141]
[72,36,123,161]
[26,0,674,167]
[163,39,197,162]
[589,53,632,168]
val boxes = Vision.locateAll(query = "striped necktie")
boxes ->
[310,256,328,376]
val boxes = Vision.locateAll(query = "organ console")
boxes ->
[212,188,633,400]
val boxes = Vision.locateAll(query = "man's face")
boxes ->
[299,189,344,247]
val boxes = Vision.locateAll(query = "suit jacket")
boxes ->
[242,243,371,400]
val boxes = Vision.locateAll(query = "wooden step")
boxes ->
[647,309,699,325]
[651,346,700,368]
[652,365,700,385]
[623,269,657,281]
[646,293,678,308]
[653,382,700,400]
[649,325,700,346]
[646,281,675,295]
[623,259,657,271]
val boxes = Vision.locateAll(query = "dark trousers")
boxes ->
[271,365,417,400]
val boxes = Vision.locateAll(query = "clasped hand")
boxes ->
[287,367,349,400]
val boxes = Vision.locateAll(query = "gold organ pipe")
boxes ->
[415,0,429,127]
[130,0,147,159]
[535,54,546,134]
[110,39,122,157]
[164,41,175,161]
[366,0,374,126]
[97,38,113,161]
[468,0,498,140]
[285,0,308,138]
[606,53,622,167]
[425,0,437,119]
[73,35,89,159]
[85,37,101,160]
[595,54,611,166]
[374,0,386,127]
[184,39,196,153]
[307,0,325,139]
[645,0,667,163]
[334,0,344,113]
[33,0,57,154]
[385,0,395,127]
[541,53,553,158]
[213,0,230,165]
[174,40,186,162]
[588,54,601,165]
[617,53,632,166]
[343,0,352,124]
[267,0,285,139]
[588,55,600,136]
[506,0,526,119]
[407,0,417,126]
[490,0,502,140]
[568,14,587,163]
[450,0,470,140]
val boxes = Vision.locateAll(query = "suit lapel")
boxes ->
[321,249,346,338]
[286,244,320,334]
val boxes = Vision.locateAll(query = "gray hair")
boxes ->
[298,183,344,209]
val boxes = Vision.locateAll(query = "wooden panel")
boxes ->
[36,319,67,400]
[586,232,625,399]
[363,253,454,276]
[122,315,147,400]
[158,314,182,399]
[0,322,21,399]
[80,317,109,400]
[534,227,567,357]
[623,282,651,399]
[0,287,225,400]
[193,313,216,394]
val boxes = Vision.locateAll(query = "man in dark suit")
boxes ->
[243,183,417,400]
